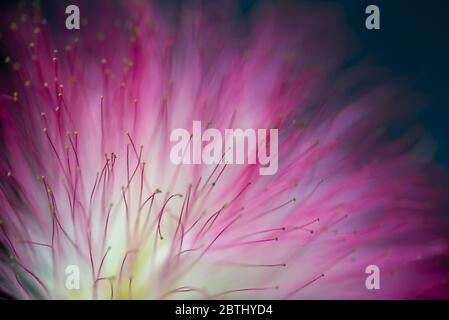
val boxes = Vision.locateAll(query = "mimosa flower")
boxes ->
[0,0,448,299]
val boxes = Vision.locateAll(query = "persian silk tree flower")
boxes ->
[0,1,449,300]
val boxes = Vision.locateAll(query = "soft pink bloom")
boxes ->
[0,1,448,299]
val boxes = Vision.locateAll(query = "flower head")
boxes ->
[0,0,448,299]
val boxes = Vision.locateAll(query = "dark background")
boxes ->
[239,0,449,165]
[336,0,449,165]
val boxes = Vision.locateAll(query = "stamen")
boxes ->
[284,273,325,299]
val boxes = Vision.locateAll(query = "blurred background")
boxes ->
[235,0,449,166]
[2,0,449,164]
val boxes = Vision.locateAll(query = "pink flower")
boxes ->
[0,1,448,299]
